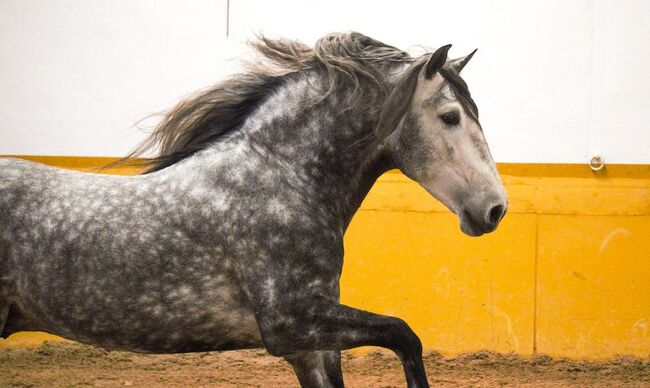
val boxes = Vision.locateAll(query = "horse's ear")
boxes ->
[448,48,477,73]
[375,62,422,140]
[424,44,452,79]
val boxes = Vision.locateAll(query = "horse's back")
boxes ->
[0,157,94,243]
[0,157,75,292]
[0,157,40,204]
[0,157,83,207]
[0,156,124,295]
[0,157,47,267]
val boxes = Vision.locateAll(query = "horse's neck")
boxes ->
[239,74,393,228]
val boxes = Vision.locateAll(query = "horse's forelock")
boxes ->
[375,57,428,140]
[438,66,479,123]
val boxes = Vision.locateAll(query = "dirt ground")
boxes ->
[1,342,649,387]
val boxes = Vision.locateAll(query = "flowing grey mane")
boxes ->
[123,32,411,172]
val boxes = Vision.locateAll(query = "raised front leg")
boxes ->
[285,351,344,388]
[236,232,428,387]
[257,298,428,388]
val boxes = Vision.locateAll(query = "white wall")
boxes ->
[1,0,648,163]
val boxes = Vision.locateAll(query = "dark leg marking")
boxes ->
[285,350,344,388]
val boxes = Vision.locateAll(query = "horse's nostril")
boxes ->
[488,204,505,225]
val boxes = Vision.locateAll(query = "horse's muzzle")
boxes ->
[459,201,507,237]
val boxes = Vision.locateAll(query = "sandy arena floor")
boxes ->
[1,342,649,387]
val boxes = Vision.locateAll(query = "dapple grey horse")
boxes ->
[0,33,507,387]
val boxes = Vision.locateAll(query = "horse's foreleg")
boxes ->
[284,350,343,388]
[257,301,428,388]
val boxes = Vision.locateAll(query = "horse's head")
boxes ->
[377,45,507,237]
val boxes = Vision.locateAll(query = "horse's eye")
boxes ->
[440,112,460,126]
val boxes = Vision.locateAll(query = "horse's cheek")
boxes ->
[393,114,438,181]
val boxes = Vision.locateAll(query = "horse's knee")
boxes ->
[388,317,423,358]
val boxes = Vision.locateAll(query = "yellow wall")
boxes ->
[1,156,649,359]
